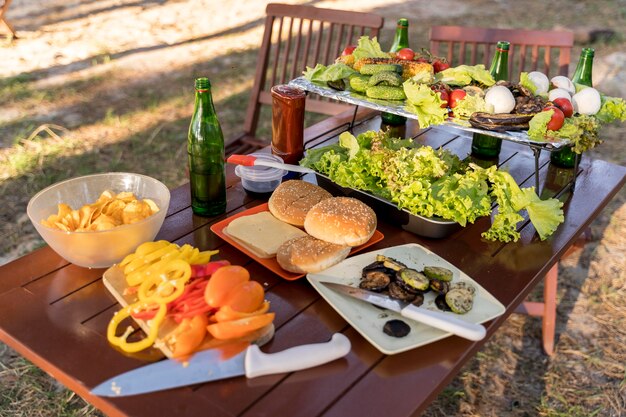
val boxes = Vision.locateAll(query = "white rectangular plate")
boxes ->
[307,243,505,355]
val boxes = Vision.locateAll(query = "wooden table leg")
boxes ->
[514,263,559,356]
[541,264,558,355]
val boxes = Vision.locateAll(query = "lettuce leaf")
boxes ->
[435,64,495,87]
[528,111,601,153]
[527,110,553,140]
[303,63,356,83]
[301,130,565,242]
[596,95,626,123]
[519,72,538,95]
[352,36,388,61]
[403,80,448,128]
[452,93,492,119]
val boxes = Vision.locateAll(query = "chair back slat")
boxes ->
[242,3,384,137]
[429,25,574,80]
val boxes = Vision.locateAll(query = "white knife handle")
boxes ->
[245,333,351,378]
[400,305,486,341]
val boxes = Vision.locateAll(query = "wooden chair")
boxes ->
[430,26,577,355]
[0,0,16,38]
[226,3,384,155]
[429,26,574,78]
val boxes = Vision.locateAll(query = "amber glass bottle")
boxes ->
[471,41,510,159]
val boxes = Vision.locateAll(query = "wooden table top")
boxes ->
[1,110,624,417]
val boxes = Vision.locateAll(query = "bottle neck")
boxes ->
[572,51,594,87]
[194,88,214,114]
[490,47,509,81]
[390,23,409,52]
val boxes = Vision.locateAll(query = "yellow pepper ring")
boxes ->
[107,301,167,353]
[137,259,191,304]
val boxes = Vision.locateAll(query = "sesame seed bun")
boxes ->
[268,180,332,227]
[304,197,377,247]
[276,235,350,274]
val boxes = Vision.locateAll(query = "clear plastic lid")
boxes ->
[234,153,286,182]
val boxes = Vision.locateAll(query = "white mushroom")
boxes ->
[484,85,516,114]
[527,71,550,94]
[571,87,601,115]
[548,88,572,103]
[550,76,576,95]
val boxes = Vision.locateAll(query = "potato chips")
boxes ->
[41,190,160,232]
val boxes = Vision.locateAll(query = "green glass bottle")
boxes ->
[471,41,510,159]
[550,48,594,168]
[382,18,409,126]
[389,18,409,53]
[187,77,226,216]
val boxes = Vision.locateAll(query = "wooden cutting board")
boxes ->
[103,265,274,358]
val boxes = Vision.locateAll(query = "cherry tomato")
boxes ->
[438,90,449,108]
[341,45,356,56]
[396,48,415,60]
[448,89,467,108]
[415,56,430,63]
[433,59,450,73]
[204,265,250,308]
[543,106,565,131]
[553,97,574,118]
[206,313,275,340]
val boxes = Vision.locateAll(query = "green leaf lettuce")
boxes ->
[303,63,356,83]
[403,80,448,128]
[435,64,495,87]
[352,36,388,61]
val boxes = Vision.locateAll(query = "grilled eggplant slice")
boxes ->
[423,266,453,282]
[383,319,411,338]
[435,294,452,312]
[429,279,450,294]
[469,112,535,132]
[387,281,416,302]
[411,292,425,307]
[396,268,430,292]
[360,270,392,292]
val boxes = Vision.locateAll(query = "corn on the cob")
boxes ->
[353,58,433,80]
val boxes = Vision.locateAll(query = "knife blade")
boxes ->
[320,282,486,341]
[91,333,350,397]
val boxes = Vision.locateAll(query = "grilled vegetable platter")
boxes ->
[307,243,506,355]
[296,36,626,153]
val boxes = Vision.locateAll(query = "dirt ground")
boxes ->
[1,0,625,416]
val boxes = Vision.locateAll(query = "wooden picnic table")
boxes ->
[0,109,624,417]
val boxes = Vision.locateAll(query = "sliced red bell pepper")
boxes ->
[190,260,231,278]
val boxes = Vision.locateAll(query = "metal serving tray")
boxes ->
[313,173,461,239]
[289,77,570,150]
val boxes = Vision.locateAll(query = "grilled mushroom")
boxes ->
[360,269,392,292]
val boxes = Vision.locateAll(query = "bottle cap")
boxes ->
[195,77,210,90]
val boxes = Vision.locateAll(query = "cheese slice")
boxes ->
[224,211,307,258]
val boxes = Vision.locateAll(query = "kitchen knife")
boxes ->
[320,282,486,341]
[91,333,350,397]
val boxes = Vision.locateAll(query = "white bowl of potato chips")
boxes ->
[27,172,170,268]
